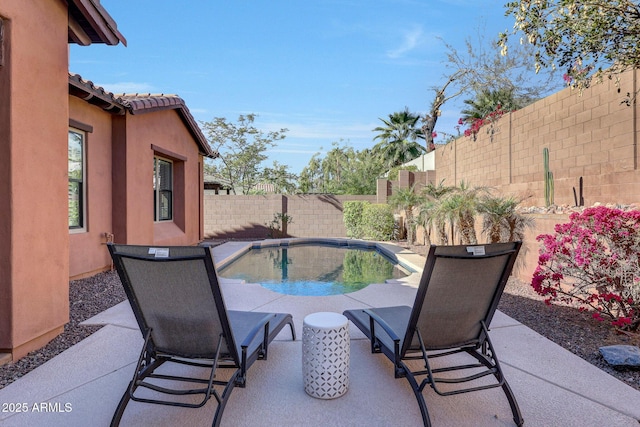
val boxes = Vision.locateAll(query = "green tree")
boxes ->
[262,161,298,194]
[298,154,323,193]
[337,148,385,195]
[202,114,288,194]
[299,143,385,195]
[372,108,426,168]
[499,1,640,97]
[321,143,350,190]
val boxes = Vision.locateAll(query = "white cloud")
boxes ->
[386,26,425,59]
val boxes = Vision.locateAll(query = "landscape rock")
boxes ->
[599,345,640,368]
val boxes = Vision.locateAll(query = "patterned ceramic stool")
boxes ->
[302,312,350,399]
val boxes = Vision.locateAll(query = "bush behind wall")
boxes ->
[344,201,395,241]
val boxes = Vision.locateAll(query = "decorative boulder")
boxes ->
[599,345,640,368]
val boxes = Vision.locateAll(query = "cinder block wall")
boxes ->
[377,170,437,203]
[436,69,640,206]
[203,194,282,239]
[286,195,375,237]
[204,193,376,239]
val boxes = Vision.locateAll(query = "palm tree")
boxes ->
[477,194,535,243]
[388,185,425,244]
[460,88,521,124]
[477,195,519,243]
[417,180,455,245]
[434,181,486,245]
[372,108,426,169]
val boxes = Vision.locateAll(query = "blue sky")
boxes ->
[70,0,518,174]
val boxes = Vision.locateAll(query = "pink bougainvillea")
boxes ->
[532,206,640,331]
[463,106,506,142]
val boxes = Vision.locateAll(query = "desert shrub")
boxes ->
[533,206,640,332]
[267,212,293,238]
[361,204,395,241]
[343,201,368,239]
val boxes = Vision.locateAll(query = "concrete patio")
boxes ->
[1,241,640,426]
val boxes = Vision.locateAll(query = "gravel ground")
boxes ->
[1,250,639,392]
[0,270,126,389]
[404,243,640,392]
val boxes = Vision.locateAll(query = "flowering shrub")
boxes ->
[562,64,594,91]
[532,206,640,332]
[463,107,506,142]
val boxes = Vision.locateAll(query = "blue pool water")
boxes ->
[218,242,409,296]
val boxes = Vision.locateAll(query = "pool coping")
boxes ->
[203,238,425,275]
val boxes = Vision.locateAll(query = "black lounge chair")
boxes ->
[107,243,296,427]
[343,242,523,426]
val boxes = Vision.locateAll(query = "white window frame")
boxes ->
[154,156,173,222]
[68,128,87,233]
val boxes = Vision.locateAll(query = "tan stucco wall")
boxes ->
[112,110,204,247]
[0,1,70,358]
[68,97,114,278]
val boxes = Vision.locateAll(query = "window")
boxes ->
[68,129,85,230]
[154,156,173,221]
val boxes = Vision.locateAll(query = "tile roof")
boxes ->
[118,94,215,158]
[68,0,127,46]
[117,95,186,113]
[68,73,216,158]
[68,73,126,115]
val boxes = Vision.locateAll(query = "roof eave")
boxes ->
[68,0,127,46]
[68,73,217,159]
[120,96,217,158]
[68,73,127,115]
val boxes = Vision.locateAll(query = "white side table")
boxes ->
[302,312,350,399]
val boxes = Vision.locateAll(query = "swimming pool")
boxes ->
[217,239,411,296]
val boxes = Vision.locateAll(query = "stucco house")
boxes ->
[1,1,214,363]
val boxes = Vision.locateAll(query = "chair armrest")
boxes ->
[363,309,400,343]
[240,313,275,350]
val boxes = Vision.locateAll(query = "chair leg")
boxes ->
[109,383,133,427]
[401,363,432,427]
[482,326,524,427]
[500,379,524,427]
[211,370,240,427]
[287,319,296,341]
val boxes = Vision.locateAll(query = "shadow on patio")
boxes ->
[0,242,639,426]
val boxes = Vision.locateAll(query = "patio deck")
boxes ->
[1,241,639,426]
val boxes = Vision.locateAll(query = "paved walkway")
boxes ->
[1,240,639,426]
